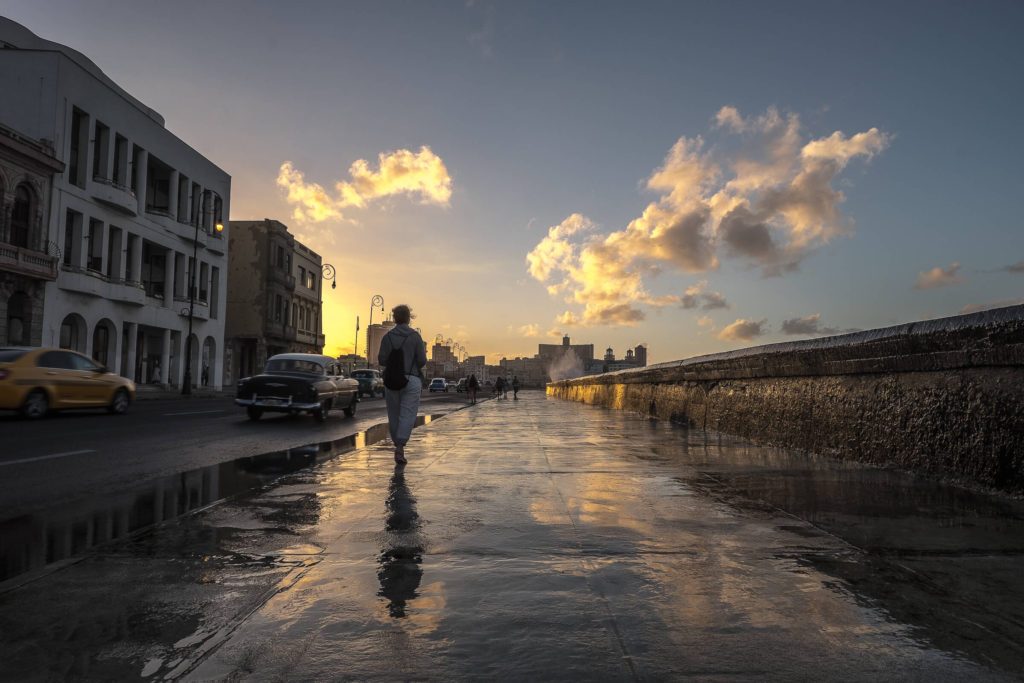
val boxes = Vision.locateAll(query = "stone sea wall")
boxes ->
[547,305,1024,492]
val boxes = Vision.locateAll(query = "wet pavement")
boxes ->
[2,391,1024,680]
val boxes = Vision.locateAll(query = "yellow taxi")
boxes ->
[0,347,136,419]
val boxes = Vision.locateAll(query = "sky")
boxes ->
[3,0,1023,363]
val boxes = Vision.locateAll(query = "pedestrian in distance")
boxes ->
[151,360,162,385]
[512,375,520,400]
[201,364,209,387]
[502,377,509,399]
[494,376,505,399]
[467,373,479,404]
[379,305,427,465]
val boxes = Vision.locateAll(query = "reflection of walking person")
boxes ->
[379,304,427,464]
[378,465,423,618]
[467,373,479,404]
[512,375,520,400]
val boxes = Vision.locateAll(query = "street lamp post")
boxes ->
[367,294,383,368]
[182,197,223,395]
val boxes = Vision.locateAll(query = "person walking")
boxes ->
[378,305,427,464]
[467,373,479,404]
[512,375,520,400]
[494,376,505,399]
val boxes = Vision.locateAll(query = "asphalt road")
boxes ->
[0,390,470,519]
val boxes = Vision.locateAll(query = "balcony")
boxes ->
[58,265,146,305]
[0,243,58,281]
[176,297,210,321]
[91,176,137,215]
[263,321,297,342]
[269,268,295,290]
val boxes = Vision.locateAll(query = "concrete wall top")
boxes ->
[552,304,1024,386]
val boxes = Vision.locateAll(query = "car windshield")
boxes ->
[352,371,373,378]
[0,349,28,362]
[265,359,324,375]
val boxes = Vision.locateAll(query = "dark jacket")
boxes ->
[378,325,427,378]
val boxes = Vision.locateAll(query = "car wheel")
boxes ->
[107,388,130,415]
[21,390,49,419]
[313,399,329,423]
[247,406,263,421]
[344,395,357,417]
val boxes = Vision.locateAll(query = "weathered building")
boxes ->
[0,18,231,387]
[366,321,396,368]
[0,123,63,347]
[225,219,324,383]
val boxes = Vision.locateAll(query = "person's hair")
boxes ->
[392,304,412,324]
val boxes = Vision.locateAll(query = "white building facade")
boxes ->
[0,19,231,388]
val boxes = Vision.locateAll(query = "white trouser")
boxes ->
[386,375,422,447]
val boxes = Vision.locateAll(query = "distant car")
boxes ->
[428,377,448,392]
[235,353,359,422]
[455,378,468,392]
[446,379,458,390]
[0,347,136,419]
[350,368,384,397]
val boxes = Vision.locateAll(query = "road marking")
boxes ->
[163,409,226,417]
[0,449,96,467]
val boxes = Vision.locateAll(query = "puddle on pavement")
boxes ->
[0,415,437,586]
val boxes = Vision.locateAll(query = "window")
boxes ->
[299,266,306,285]
[92,325,110,366]
[106,226,123,280]
[275,294,282,322]
[199,262,209,302]
[124,234,137,281]
[69,352,100,372]
[63,210,83,267]
[276,245,285,268]
[177,175,190,221]
[69,108,88,188]
[5,292,29,345]
[145,155,172,213]
[9,185,32,248]
[210,266,220,319]
[131,145,143,193]
[39,350,76,369]
[87,219,104,272]
[92,121,110,180]
[112,134,127,185]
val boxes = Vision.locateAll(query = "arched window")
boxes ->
[92,321,113,366]
[59,313,86,352]
[10,184,33,248]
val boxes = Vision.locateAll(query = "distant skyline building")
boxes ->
[366,320,395,367]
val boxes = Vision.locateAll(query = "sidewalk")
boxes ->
[186,393,1011,680]
[2,391,1020,680]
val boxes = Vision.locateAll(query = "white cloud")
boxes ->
[526,106,890,325]
[915,262,963,290]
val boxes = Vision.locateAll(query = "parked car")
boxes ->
[428,377,448,392]
[235,353,358,422]
[455,378,468,392]
[0,346,136,419]
[350,368,384,397]
[446,379,459,391]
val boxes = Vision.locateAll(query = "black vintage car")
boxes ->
[235,353,359,422]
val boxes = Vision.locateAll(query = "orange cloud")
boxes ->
[278,146,452,225]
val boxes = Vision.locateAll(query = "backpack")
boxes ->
[382,333,411,390]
